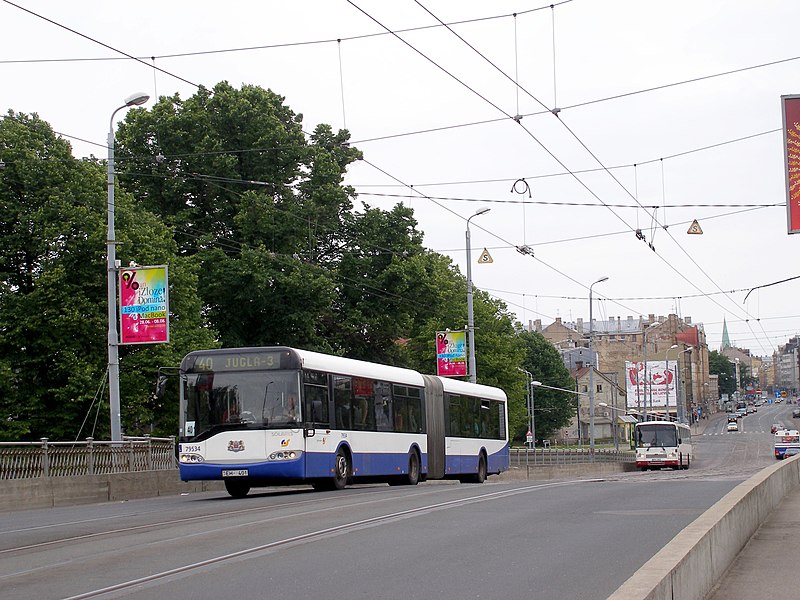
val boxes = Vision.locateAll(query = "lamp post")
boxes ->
[517,368,535,448]
[531,381,589,445]
[662,344,679,421]
[598,402,630,451]
[641,322,659,421]
[588,276,608,457]
[466,207,490,384]
[107,92,149,442]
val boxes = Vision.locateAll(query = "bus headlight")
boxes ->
[180,453,204,463]
[269,450,301,461]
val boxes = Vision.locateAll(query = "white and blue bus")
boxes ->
[178,347,509,497]
[633,420,692,470]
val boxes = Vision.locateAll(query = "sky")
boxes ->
[2,0,799,357]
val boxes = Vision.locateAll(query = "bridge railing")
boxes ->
[0,437,176,480]
[510,447,635,467]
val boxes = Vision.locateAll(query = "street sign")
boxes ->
[526,430,533,444]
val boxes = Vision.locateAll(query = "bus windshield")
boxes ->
[184,370,300,438]
[636,424,678,448]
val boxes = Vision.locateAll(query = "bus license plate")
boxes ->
[222,469,248,477]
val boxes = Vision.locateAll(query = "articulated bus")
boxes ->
[774,429,800,459]
[633,420,692,470]
[178,347,509,497]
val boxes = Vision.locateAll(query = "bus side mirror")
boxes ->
[154,375,168,400]
[304,427,316,438]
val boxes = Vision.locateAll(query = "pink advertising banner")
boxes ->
[119,265,169,345]
[625,360,677,409]
[436,330,467,377]
[783,95,800,234]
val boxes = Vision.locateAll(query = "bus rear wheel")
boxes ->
[224,479,251,498]
[461,453,487,484]
[389,451,420,486]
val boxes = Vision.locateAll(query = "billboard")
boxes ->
[782,95,800,234]
[119,265,169,345]
[436,330,467,377]
[625,360,677,409]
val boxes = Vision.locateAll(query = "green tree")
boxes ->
[708,350,735,396]
[518,330,575,442]
[114,82,363,353]
[0,111,215,441]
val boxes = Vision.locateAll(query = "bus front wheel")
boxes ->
[224,479,251,498]
[332,449,350,490]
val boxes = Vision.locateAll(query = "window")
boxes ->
[352,377,375,431]
[303,370,329,426]
[333,376,353,429]
[393,384,424,433]
[446,394,504,440]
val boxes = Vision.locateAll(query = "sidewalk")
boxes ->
[705,482,800,599]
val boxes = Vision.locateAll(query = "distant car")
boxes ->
[727,421,739,432]
[792,409,800,418]
[772,423,783,433]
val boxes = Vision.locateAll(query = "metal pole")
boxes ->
[107,113,122,442]
[107,93,149,442]
[588,276,608,457]
[466,208,489,384]
[518,367,534,448]
[530,379,536,449]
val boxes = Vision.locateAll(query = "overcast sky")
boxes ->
[3,0,799,357]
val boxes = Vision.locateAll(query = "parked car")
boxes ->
[727,421,739,432]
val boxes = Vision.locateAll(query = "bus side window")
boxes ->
[303,371,330,426]
[333,375,352,429]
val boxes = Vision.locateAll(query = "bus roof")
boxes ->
[635,420,690,429]
[294,347,425,386]
[436,376,507,402]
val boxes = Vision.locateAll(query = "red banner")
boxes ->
[782,95,800,234]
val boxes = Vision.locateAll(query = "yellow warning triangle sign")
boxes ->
[478,248,493,263]
[687,219,703,235]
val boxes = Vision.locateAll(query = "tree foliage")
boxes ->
[517,330,575,442]
[1,83,567,444]
[708,350,735,396]
[0,111,215,441]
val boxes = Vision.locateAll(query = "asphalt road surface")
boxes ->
[1,403,792,600]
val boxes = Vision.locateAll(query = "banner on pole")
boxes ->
[782,95,800,234]
[436,330,467,377]
[625,360,677,409]
[119,265,169,345]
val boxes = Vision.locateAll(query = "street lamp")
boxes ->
[517,368,535,448]
[641,322,659,421]
[598,402,632,451]
[466,207,490,384]
[588,276,608,456]
[107,92,149,442]
[531,381,589,445]
[662,344,679,421]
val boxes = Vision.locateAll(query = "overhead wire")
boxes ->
[406,0,775,354]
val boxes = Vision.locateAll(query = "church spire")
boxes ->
[720,317,731,350]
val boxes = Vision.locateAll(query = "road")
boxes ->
[1,403,793,600]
